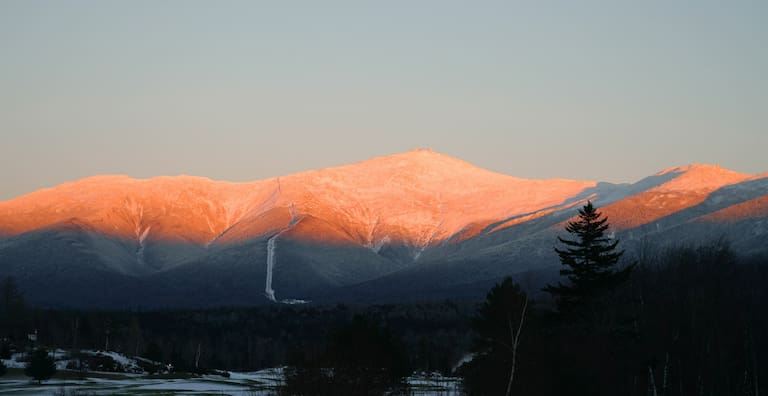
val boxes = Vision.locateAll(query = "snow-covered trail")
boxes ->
[264,233,281,302]
[264,204,306,303]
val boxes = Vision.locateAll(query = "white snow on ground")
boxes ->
[408,373,463,396]
[0,377,276,396]
[80,350,144,373]
[452,352,476,372]
[0,350,72,369]
[280,298,310,305]
[2,349,459,395]
[3,350,147,373]
[1,352,27,368]
[0,363,459,396]
[132,379,246,391]
[227,367,284,382]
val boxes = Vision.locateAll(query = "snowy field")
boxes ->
[0,369,282,396]
[1,350,461,395]
[0,369,461,396]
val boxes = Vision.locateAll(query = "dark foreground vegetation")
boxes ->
[462,202,768,396]
[464,240,768,396]
[3,243,766,395]
[1,287,472,373]
[1,205,767,395]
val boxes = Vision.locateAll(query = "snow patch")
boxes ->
[81,350,143,373]
[2,352,27,368]
[136,226,151,266]
[371,236,391,254]
[415,201,445,261]
[451,352,476,372]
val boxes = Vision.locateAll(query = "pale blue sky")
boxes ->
[1,1,766,200]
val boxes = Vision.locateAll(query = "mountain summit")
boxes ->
[0,149,594,248]
[0,151,765,308]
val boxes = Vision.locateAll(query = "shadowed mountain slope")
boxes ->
[0,151,765,307]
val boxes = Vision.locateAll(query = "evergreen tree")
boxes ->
[544,201,633,314]
[144,341,163,363]
[0,341,11,359]
[24,347,56,384]
[463,277,529,396]
[0,277,27,340]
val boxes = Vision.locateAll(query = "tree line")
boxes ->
[2,201,767,395]
[1,283,472,375]
[463,202,768,396]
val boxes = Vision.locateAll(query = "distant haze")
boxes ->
[1,1,766,200]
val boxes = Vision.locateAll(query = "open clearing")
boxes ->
[0,368,461,395]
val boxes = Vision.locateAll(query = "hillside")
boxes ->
[0,151,765,307]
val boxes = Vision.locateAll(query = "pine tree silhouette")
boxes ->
[24,347,56,384]
[544,201,633,314]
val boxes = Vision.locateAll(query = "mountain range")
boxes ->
[1,149,766,308]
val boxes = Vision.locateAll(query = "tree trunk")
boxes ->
[505,295,528,396]
[195,343,201,369]
[648,366,658,396]
[750,325,759,396]
[662,353,669,395]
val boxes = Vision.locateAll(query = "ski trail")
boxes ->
[264,203,307,303]
[265,234,279,302]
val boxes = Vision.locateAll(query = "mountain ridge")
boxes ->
[0,150,766,308]
[0,150,598,245]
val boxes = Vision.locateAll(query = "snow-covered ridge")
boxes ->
[0,152,766,308]
[653,164,751,192]
[0,150,596,246]
[0,151,763,267]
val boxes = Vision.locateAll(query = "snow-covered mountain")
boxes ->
[1,150,766,307]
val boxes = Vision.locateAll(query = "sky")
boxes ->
[1,1,766,200]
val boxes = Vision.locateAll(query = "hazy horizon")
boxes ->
[2,1,766,200]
